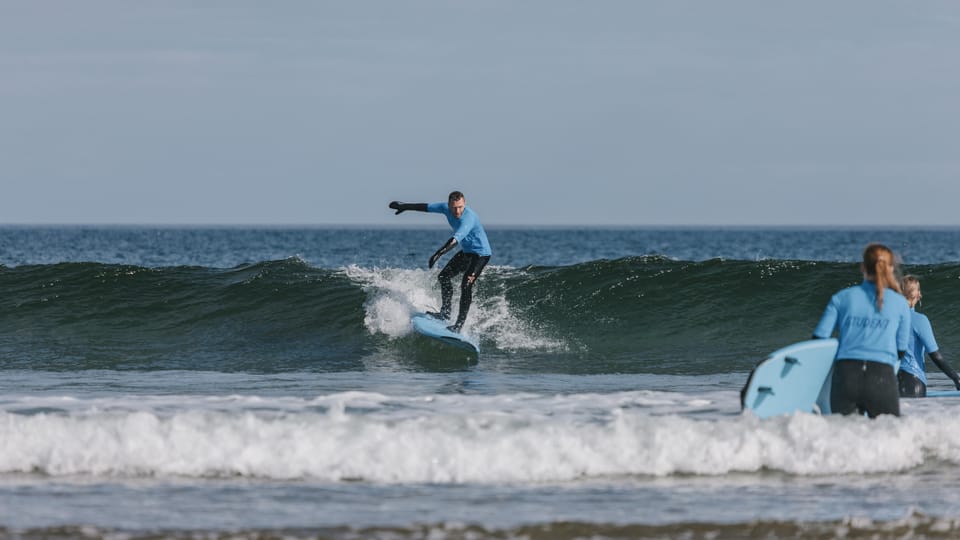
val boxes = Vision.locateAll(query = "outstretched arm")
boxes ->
[929,351,960,390]
[389,201,428,214]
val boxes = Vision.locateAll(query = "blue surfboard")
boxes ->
[927,390,960,398]
[741,338,838,418]
[411,313,480,354]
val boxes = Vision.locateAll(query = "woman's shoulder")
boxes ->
[911,310,932,326]
[833,282,870,299]
[887,289,911,310]
[890,288,910,304]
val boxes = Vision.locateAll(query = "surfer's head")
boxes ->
[901,275,922,308]
[861,243,901,311]
[448,191,465,219]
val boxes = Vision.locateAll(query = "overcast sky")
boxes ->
[2,1,959,226]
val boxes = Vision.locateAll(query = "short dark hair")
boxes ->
[448,191,465,202]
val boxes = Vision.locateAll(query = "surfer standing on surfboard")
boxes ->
[388,191,492,333]
[897,275,960,397]
[812,243,911,418]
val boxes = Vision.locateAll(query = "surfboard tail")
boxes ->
[741,339,838,418]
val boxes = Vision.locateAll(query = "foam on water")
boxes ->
[342,265,566,351]
[4,390,960,482]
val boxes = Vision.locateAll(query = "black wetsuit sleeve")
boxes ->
[429,237,457,269]
[388,202,428,214]
[929,351,960,389]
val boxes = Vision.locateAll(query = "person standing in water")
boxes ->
[389,191,492,333]
[897,275,960,397]
[813,243,911,417]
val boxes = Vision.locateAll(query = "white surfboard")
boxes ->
[411,312,480,354]
[741,338,838,418]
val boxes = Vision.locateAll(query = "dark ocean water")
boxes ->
[4,226,960,374]
[3,226,960,539]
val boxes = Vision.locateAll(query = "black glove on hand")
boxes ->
[429,237,458,269]
[388,201,427,215]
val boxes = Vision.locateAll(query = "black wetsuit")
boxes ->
[438,252,491,330]
[831,360,901,417]
[897,370,927,398]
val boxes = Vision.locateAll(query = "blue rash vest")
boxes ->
[427,202,492,256]
[813,280,911,368]
[899,309,939,384]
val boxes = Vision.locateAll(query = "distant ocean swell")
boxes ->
[2,256,960,373]
[1,392,959,481]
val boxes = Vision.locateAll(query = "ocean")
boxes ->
[2,226,960,539]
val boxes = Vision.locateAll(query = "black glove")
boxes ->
[388,201,427,215]
[429,237,457,269]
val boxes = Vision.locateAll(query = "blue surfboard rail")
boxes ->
[927,390,960,398]
[411,313,480,354]
[741,338,838,418]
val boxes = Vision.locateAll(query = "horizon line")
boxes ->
[3,223,960,230]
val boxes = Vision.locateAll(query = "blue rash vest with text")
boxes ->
[899,309,939,384]
[813,280,911,368]
[427,202,492,256]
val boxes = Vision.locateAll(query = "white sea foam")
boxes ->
[3,390,960,482]
[342,265,566,351]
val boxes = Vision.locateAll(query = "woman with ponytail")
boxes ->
[812,243,911,417]
[897,275,960,397]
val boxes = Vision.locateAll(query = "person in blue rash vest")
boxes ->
[389,191,492,333]
[897,275,960,397]
[812,243,911,417]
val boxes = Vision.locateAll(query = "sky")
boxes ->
[2,1,959,226]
